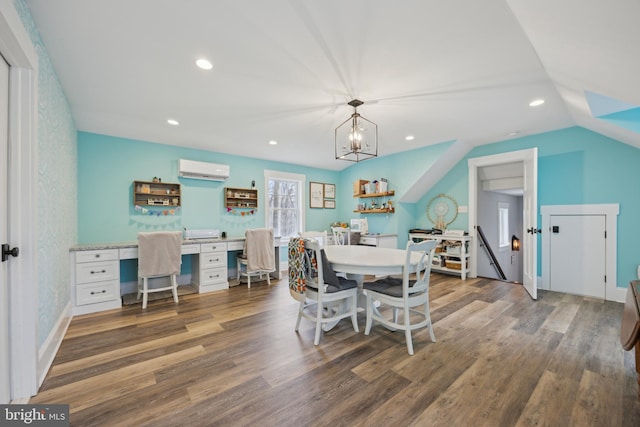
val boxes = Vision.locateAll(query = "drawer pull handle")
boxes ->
[90,290,106,295]
[94,254,101,258]
[90,269,107,274]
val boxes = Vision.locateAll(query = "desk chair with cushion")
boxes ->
[237,228,275,288]
[363,239,437,355]
[299,230,328,247]
[331,227,351,245]
[137,231,183,309]
[295,239,359,345]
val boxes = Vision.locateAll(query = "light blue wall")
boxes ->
[413,127,640,288]
[80,126,640,289]
[78,132,340,243]
[14,0,78,347]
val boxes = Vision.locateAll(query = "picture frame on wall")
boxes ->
[324,183,335,199]
[310,182,324,208]
[324,199,335,209]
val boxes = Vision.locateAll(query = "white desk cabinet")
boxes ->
[409,233,472,280]
[193,242,229,293]
[358,234,398,248]
[71,249,122,315]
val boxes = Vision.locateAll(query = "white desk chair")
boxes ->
[363,239,437,355]
[295,239,359,345]
[331,227,350,245]
[237,228,275,288]
[299,230,328,247]
[137,231,182,309]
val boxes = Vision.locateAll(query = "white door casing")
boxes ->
[0,0,39,401]
[468,148,538,299]
[0,52,9,405]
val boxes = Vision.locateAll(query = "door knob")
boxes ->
[2,243,19,262]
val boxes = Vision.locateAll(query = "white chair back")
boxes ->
[299,230,328,247]
[331,227,350,245]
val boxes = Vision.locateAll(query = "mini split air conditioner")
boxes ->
[178,159,230,181]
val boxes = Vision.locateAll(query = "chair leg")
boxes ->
[142,277,149,309]
[350,293,359,333]
[426,301,436,342]
[247,272,251,288]
[314,301,323,345]
[236,259,241,284]
[404,307,414,355]
[295,299,305,332]
[364,294,373,335]
[171,275,179,304]
[266,271,271,285]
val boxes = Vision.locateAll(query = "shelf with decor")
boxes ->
[133,180,181,207]
[353,179,394,214]
[225,187,258,209]
[409,233,471,280]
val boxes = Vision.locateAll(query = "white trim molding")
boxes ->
[540,204,623,302]
[0,0,39,400]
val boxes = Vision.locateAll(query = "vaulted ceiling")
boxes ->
[25,0,640,171]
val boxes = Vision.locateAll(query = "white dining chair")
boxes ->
[237,228,275,288]
[295,239,359,345]
[299,230,328,247]
[137,231,182,309]
[331,227,351,245]
[363,239,438,355]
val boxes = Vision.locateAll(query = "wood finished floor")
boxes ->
[31,274,640,427]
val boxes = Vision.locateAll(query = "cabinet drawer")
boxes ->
[199,267,227,287]
[76,279,120,305]
[181,244,200,255]
[201,242,227,253]
[199,252,226,269]
[119,247,138,259]
[76,260,119,284]
[227,241,244,251]
[75,249,119,263]
[359,236,377,246]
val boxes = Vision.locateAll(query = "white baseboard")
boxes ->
[37,302,72,389]
[538,275,627,303]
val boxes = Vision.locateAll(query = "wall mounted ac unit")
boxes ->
[178,159,230,181]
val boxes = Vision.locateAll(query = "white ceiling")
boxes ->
[24,0,640,171]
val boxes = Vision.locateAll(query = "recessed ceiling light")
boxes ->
[167,119,179,126]
[405,135,415,141]
[529,99,545,107]
[195,58,213,70]
[508,131,520,136]
[268,140,278,145]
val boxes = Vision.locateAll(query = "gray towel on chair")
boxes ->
[246,228,275,271]
[138,231,182,277]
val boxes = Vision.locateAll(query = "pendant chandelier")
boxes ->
[335,99,378,162]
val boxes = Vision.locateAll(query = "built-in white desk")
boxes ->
[69,237,281,315]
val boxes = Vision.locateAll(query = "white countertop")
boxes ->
[69,237,246,252]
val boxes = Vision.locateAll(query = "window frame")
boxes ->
[498,201,510,251]
[264,170,306,244]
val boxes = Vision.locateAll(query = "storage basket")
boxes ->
[445,259,462,270]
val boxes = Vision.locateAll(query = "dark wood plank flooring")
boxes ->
[30,274,640,426]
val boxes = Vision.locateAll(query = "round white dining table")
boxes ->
[323,244,422,279]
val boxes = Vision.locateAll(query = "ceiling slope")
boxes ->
[24,0,637,170]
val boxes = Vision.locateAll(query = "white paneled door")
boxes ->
[549,214,606,298]
[0,54,10,403]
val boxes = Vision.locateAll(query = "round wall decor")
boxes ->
[427,193,459,230]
